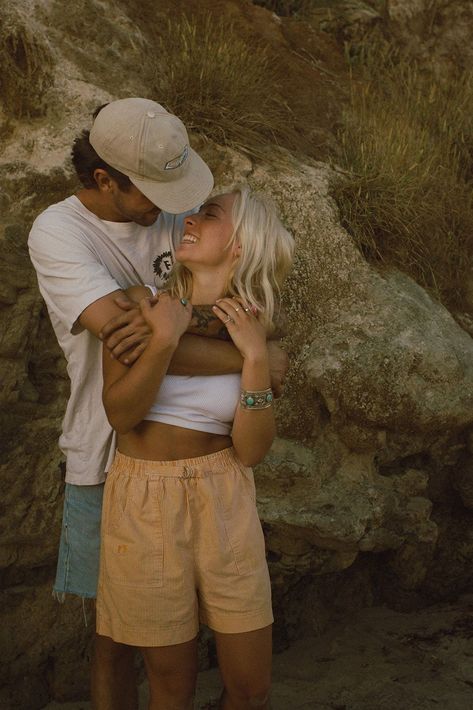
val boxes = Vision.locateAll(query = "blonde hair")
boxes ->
[167,185,294,332]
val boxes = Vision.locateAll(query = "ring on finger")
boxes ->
[243,307,250,313]
[234,307,240,313]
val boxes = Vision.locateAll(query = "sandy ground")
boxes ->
[44,596,473,709]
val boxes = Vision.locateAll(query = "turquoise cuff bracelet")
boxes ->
[239,387,274,410]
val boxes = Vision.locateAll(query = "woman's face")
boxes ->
[175,193,238,270]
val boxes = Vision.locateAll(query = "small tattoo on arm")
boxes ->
[190,306,232,341]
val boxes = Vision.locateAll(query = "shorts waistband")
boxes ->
[110,447,240,479]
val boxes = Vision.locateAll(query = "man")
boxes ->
[28,98,287,709]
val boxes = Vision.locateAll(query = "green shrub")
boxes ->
[332,42,473,308]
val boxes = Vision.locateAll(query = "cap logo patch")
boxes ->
[164,145,189,170]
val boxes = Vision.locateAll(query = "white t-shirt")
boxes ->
[28,195,186,485]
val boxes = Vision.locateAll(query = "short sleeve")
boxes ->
[28,217,121,334]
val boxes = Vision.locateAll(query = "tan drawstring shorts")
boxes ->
[96,447,273,647]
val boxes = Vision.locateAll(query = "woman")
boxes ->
[97,186,294,709]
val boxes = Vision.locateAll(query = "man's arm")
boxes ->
[78,290,153,366]
[171,307,288,385]
[169,334,243,375]
[80,298,242,367]
[28,216,149,349]
[79,291,243,373]
[79,287,156,369]
[99,298,288,389]
[168,304,244,375]
[171,305,289,386]
[78,290,134,338]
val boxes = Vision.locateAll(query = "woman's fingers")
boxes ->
[212,298,267,360]
[213,297,253,325]
[212,302,238,327]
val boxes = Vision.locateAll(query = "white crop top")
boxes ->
[145,374,241,435]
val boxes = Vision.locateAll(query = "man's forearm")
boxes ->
[168,305,289,380]
[99,303,284,379]
[187,305,288,341]
[168,333,243,375]
[168,306,242,375]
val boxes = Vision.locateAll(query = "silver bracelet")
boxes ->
[239,387,274,410]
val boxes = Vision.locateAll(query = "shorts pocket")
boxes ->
[237,462,257,504]
[213,466,265,576]
[102,474,164,589]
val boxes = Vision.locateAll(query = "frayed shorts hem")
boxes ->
[53,587,97,601]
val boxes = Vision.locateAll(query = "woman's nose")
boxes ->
[184,213,197,226]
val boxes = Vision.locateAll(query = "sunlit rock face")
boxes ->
[1,0,472,706]
[243,160,472,598]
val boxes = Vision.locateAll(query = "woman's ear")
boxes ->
[233,242,242,258]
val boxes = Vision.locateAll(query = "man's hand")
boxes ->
[100,293,155,365]
[267,340,289,398]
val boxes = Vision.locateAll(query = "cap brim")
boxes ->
[130,148,214,214]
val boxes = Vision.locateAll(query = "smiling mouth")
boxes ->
[181,233,198,244]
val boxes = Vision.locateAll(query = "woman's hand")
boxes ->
[212,297,267,361]
[140,292,192,349]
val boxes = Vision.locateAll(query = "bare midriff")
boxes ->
[117,420,233,462]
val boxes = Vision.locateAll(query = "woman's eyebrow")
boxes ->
[202,202,225,212]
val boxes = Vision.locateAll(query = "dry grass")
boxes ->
[0,5,54,118]
[332,41,473,308]
[151,13,307,159]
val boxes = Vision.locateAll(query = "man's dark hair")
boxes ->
[71,129,133,191]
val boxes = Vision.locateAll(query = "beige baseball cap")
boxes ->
[89,97,213,214]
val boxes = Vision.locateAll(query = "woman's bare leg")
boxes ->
[140,637,198,710]
[214,625,272,709]
[91,633,138,710]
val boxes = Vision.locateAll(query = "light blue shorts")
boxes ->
[54,482,104,599]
